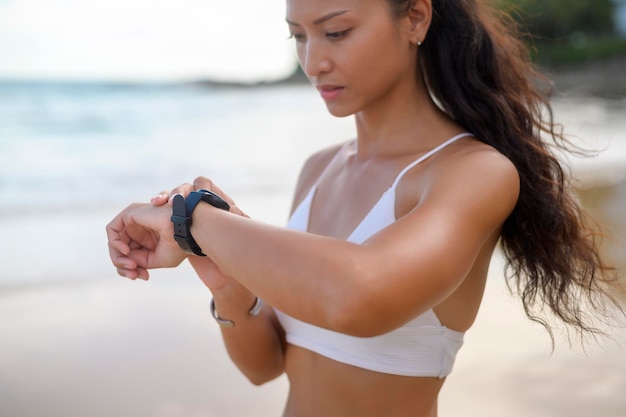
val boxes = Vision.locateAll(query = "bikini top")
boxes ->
[274,133,473,378]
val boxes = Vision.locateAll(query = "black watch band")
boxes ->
[171,189,230,256]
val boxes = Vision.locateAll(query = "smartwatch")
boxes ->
[171,189,230,256]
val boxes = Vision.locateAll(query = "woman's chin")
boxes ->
[324,104,355,119]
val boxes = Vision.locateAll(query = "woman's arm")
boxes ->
[188,257,286,385]
[188,147,520,337]
[107,145,519,338]
[187,143,343,383]
[151,184,287,385]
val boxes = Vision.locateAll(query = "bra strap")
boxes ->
[390,133,473,189]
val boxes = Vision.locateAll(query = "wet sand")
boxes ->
[576,174,626,283]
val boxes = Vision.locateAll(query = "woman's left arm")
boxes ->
[107,150,519,337]
[188,150,520,337]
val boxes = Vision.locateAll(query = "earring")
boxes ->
[417,41,422,46]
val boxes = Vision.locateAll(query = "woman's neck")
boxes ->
[353,81,456,160]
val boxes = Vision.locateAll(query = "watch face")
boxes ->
[197,190,230,211]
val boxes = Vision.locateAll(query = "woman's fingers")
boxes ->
[192,176,249,217]
[193,176,228,200]
[106,204,154,280]
[150,190,170,206]
[167,183,195,204]
[149,177,248,217]
[115,266,149,281]
[107,222,141,279]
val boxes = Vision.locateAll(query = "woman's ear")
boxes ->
[407,0,432,45]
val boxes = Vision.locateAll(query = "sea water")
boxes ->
[0,81,355,287]
[0,81,624,288]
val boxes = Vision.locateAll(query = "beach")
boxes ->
[1,251,624,417]
[1,81,625,416]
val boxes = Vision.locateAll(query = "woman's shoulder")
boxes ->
[425,137,520,220]
[420,135,517,179]
[448,138,518,184]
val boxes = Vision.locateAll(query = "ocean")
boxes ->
[0,81,624,288]
[0,81,355,288]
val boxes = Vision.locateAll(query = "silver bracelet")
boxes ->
[210,296,263,328]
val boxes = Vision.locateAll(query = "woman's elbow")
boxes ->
[245,367,285,386]
[326,286,391,338]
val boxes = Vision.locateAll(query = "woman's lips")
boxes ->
[318,85,344,101]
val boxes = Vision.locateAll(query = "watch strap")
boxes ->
[171,190,231,256]
[194,189,230,211]
[171,194,207,256]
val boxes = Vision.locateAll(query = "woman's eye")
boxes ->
[288,33,305,42]
[326,29,351,40]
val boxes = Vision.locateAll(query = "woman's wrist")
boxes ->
[211,296,263,327]
[172,190,230,257]
[188,200,221,257]
[211,284,261,328]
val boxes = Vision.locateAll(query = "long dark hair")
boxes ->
[389,0,622,340]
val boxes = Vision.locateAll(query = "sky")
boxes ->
[0,0,297,82]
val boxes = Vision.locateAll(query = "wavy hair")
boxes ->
[388,0,622,341]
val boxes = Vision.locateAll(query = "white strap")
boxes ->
[391,133,473,189]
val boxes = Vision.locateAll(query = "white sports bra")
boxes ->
[274,133,472,378]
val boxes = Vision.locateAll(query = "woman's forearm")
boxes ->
[190,203,367,334]
[188,259,286,385]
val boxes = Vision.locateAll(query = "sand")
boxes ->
[0,268,289,417]
[1,249,625,417]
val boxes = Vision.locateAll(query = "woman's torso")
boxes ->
[278,134,501,417]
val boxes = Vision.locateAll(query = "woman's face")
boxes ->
[286,0,419,117]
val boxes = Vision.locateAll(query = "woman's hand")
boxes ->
[151,176,248,218]
[106,202,187,280]
[149,176,249,291]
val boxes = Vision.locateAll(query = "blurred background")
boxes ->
[0,1,625,416]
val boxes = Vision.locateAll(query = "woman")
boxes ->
[107,0,620,415]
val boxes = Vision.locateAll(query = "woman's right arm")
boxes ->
[188,256,286,386]
[151,182,288,385]
[183,145,341,384]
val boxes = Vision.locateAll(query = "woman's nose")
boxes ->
[300,40,332,78]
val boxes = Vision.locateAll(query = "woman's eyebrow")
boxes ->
[286,10,349,27]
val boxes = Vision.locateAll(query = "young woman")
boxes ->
[107,0,621,415]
